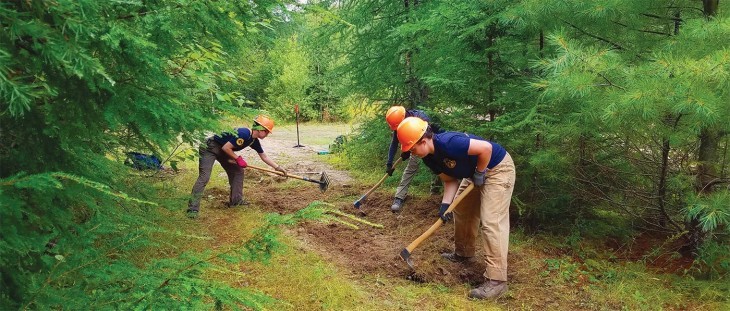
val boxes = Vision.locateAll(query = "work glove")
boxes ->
[472,168,486,186]
[386,163,395,176]
[235,156,248,168]
[400,151,411,161]
[275,165,287,177]
[438,203,453,222]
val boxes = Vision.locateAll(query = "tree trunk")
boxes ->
[487,24,496,121]
[687,128,720,256]
[703,0,719,17]
[684,0,721,258]
[403,0,428,107]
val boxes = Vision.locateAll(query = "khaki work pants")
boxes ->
[452,153,516,281]
[188,138,245,211]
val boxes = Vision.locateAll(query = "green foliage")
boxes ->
[685,191,730,233]
[695,239,730,279]
[326,0,730,274]
[264,35,312,119]
[0,171,325,309]
[0,0,320,308]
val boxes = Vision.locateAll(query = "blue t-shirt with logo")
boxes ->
[422,132,506,178]
[213,128,264,153]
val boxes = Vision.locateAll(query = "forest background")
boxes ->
[1,0,728,309]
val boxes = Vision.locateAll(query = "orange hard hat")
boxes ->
[253,115,275,133]
[397,117,428,152]
[385,106,406,130]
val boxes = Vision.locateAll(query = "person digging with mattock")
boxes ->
[396,116,516,300]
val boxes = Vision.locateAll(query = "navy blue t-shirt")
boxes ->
[213,128,264,153]
[422,132,506,178]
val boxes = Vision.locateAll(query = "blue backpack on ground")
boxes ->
[125,152,163,170]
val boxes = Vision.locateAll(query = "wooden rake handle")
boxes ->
[246,164,315,183]
[365,157,403,197]
[404,183,475,253]
[353,157,403,208]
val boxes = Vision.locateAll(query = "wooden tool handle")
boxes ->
[365,157,403,196]
[246,164,309,181]
[405,183,475,253]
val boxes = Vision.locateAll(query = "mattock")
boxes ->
[399,183,475,270]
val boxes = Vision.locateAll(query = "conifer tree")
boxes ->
[0,0,308,308]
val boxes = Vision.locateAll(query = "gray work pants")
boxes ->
[394,156,441,200]
[188,138,245,211]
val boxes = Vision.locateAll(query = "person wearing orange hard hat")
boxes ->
[385,106,443,212]
[397,117,516,300]
[187,115,286,218]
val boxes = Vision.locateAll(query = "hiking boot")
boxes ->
[468,281,508,300]
[229,200,250,207]
[391,198,404,213]
[186,209,199,219]
[440,252,473,263]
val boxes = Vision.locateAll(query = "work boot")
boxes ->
[229,200,250,207]
[186,209,199,219]
[440,252,473,263]
[468,281,508,300]
[390,198,404,213]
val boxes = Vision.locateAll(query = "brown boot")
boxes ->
[468,281,508,299]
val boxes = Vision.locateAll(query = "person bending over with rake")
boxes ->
[186,115,286,218]
[396,117,516,300]
[384,106,444,213]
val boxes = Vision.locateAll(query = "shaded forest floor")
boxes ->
[153,123,728,310]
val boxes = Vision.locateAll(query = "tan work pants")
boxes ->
[452,153,516,281]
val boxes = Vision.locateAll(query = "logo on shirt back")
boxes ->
[443,158,456,169]
[236,138,244,146]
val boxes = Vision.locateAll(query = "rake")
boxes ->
[247,164,330,192]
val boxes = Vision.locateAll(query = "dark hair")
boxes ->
[414,125,434,146]
[422,125,434,139]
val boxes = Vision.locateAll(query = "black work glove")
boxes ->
[386,163,395,176]
[438,203,452,222]
[400,151,410,161]
[472,169,486,186]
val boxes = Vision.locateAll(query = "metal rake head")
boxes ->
[318,171,330,192]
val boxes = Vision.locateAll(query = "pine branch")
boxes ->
[611,20,672,36]
[640,13,683,22]
[23,235,144,309]
[561,20,624,50]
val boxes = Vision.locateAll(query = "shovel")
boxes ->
[399,183,475,270]
[247,164,330,192]
[353,157,403,215]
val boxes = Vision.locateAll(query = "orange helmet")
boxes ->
[397,117,428,152]
[253,115,275,133]
[385,106,406,130]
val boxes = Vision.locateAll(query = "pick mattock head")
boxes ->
[319,171,330,192]
[399,248,415,270]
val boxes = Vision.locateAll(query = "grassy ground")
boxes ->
[144,122,729,310]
